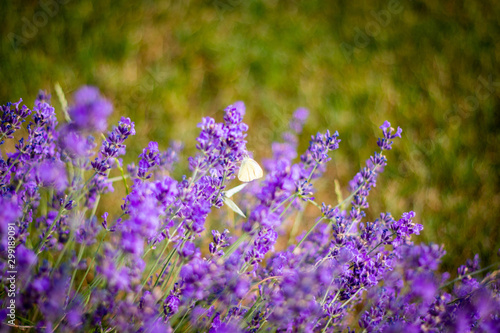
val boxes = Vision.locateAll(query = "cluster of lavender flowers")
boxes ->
[1,87,499,332]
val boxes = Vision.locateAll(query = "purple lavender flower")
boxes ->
[342,123,403,234]
[242,121,340,272]
[289,108,308,133]
[58,127,96,159]
[163,102,250,240]
[15,244,37,278]
[75,217,100,245]
[267,268,327,330]
[97,246,134,292]
[91,117,135,176]
[190,102,248,182]
[377,121,402,151]
[301,130,341,169]
[136,141,161,181]
[36,160,68,192]
[180,241,197,259]
[389,211,423,246]
[68,86,113,133]
[179,257,212,300]
[22,99,59,161]
[0,99,31,144]
[0,195,21,251]
[120,181,163,256]
[164,292,180,320]
[154,176,179,209]
[209,229,231,257]
[155,140,182,177]
[85,174,114,209]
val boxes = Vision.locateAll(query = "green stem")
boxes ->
[172,308,190,333]
[15,165,34,192]
[270,193,296,213]
[36,207,67,255]
[154,237,187,289]
[296,167,386,255]
[320,280,336,306]
[238,262,250,275]
[69,233,106,306]
[4,155,20,179]
[341,287,364,309]
[294,217,325,251]
[240,296,262,329]
[114,158,130,195]
[83,277,104,306]
[134,239,172,302]
[440,262,500,290]
[66,244,86,303]
[222,232,250,259]
[107,174,130,183]
[52,233,74,274]
[280,195,297,218]
[54,82,71,122]
[288,201,305,246]
[322,317,333,333]
[89,194,101,221]
[321,288,364,332]
[161,254,181,292]
[213,171,227,203]
[36,171,99,255]
[306,164,318,182]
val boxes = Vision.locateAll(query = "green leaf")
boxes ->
[54,82,71,123]
[334,179,345,210]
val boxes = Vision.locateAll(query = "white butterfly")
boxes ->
[237,157,263,182]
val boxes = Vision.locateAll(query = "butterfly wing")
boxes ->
[238,158,263,182]
[247,158,263,179]
[238,159,252,182]
[223,196,246,218]
[224,183,248,198]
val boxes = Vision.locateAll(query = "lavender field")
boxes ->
[1,0,499,332]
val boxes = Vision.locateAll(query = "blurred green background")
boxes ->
[1,0,498,272]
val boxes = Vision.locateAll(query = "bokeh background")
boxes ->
[1,0,498,272]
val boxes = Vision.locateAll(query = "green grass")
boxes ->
[1,0,499,272]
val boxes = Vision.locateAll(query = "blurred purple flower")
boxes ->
[68,86,113,133]
[36,160,67,191]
